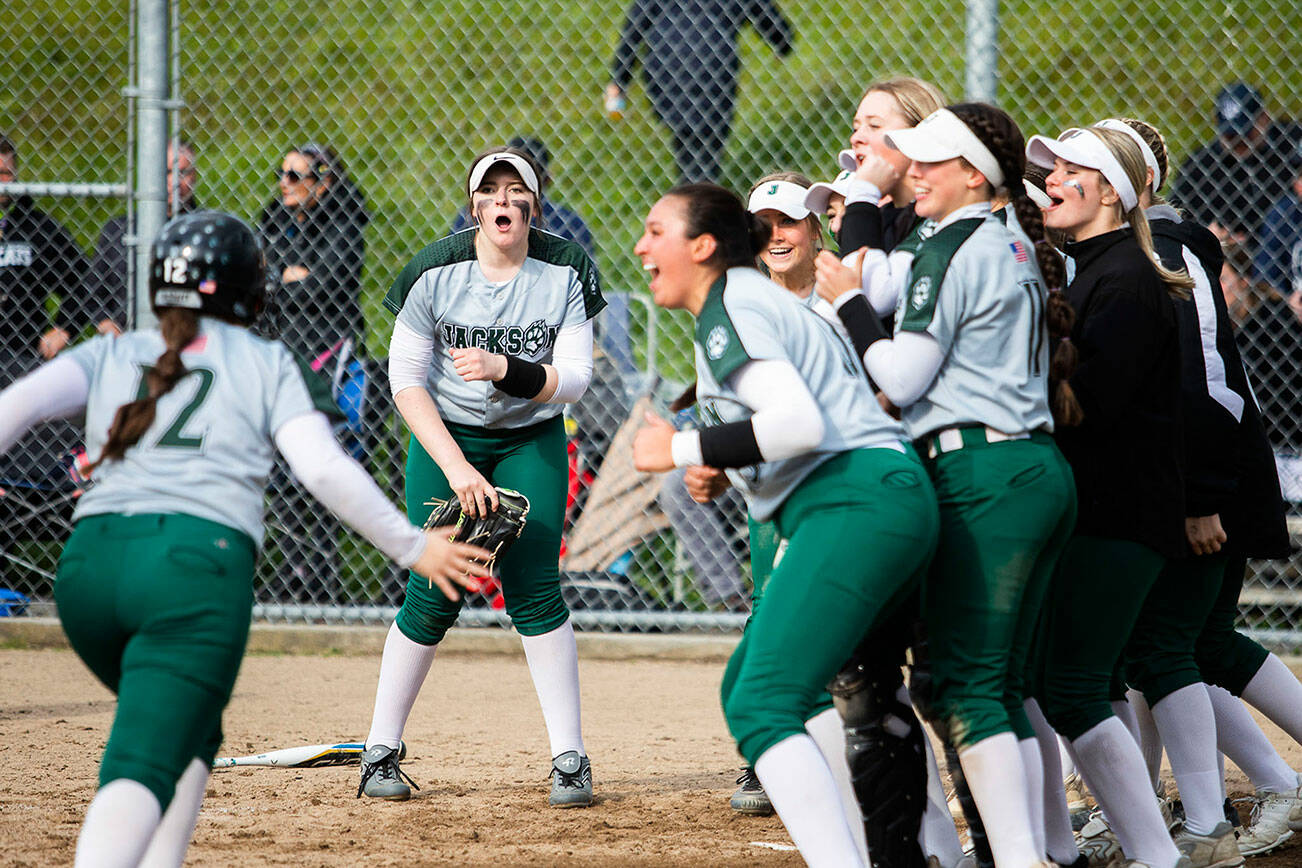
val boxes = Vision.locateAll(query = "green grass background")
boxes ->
[4,0,1299,380]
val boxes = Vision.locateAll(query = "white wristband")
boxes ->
[670,430,704,468]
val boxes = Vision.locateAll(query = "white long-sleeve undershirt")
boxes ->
[670,358,824,467]
[388,318,593,403]
[0,357,90,454]
[862,331,946,408]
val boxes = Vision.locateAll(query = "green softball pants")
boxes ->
[922,432,1076,748]
[1040,536,1166,740]
[720,447,940,765]
[1193,555,1270,696]
[54,513,256,810]
[1124,551,1230,705]
[395,416,569,645]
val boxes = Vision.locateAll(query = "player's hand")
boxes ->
[38,327,71,359]
[1185,514,1227,556]
[96,319,123,337]
[632,412,676,473]
[855,151,901,193]
[412,529,492,601]
[444,461,499,518]
[282,265,310,282]
[450,347,507,383]
[683,464,730,503]
[815,249,864,304]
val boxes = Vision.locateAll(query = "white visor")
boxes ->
[1094,119,1163,191]
[884,109,1005,188]
[1024,182,1054,210]
[466,152,540,199]
[838,149,858,172]
[747,180,812,219]
[804,171,856,213]
[1026,128,1139,211]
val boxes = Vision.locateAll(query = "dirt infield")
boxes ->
[3,642,1302,866]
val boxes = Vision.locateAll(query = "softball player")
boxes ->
[1107,117,1299,857]
[358,146,604,807]
[816,104,1078,868]
[631,182,940,868]
[0,211,486,868]
[1026,125,1196,868]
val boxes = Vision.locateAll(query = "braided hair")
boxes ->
[87,307,200,472]
[948,102,1083,427]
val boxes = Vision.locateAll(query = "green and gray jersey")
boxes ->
[385,227,605,429]
[63,319,341,544]
[895,203,1054,437]
[696,267,906,521]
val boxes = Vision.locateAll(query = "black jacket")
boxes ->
[837,200,920,255]
[1170,122,1302,238]
[0,196,90,382]
[1149,207,1290,558]
[609,0,793,127]
[257,180,368,360]
[1055,228,1186,559]
[1236,298,1302,453]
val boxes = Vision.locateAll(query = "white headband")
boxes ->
[1026,128,1140,211]
[466,152,540,199]
[884,109,1005,188]
[1094,119,1163,191]
[747,179,813,219]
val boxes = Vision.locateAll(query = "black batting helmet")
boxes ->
[149,210,266,324]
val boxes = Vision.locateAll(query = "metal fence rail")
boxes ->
[2,0,1301,647]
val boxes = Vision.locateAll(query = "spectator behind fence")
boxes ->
[1221,239,1302,457]
[450,136,594,258]
[1171,82,1302,244]
[85,139,198,334]
[1253,139,1302,313]
[0,132,91,598]
[0,134,92,380]
[605,0,794,183]
[257,143,370,605]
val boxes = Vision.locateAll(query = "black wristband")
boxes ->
[836,293,890,360]
[496,354,548,399]
[699,420,765,469]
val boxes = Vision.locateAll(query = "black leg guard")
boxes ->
[830,630,927,868]
[910,631,995,868]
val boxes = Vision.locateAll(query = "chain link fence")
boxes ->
[2,0,1300,642]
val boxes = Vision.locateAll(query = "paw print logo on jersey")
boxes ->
[521,319,549,356]
[706,324,730,360]
[910,276,933,310]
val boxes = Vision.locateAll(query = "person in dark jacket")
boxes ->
[1170,82,1302,245]
[1252,146,1302,302]
[85,139,198,333]
[1027,125,1194,868]
[257,143,370,605]
[605,0,794,183]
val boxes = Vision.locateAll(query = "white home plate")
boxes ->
[750,841,798,852]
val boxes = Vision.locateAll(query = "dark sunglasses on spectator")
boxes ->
[275,168,316,183]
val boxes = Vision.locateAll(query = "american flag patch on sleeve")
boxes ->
[1010,241,1029,263]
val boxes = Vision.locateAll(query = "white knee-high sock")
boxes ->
[520,619,585,758]
[1207,683,1298,793]
[958,732,1040,868]
[1112,697,1141,747]
[921,724,966,867]
[1071,717,1181,868]
[139,758,208,868]
[805,707,868,863]
[1242,655,1302,748]
[1126,688,1164,791]
[1149,684,1223,836]
[366,621,437,749]
[754,734,868,868]
[1019,736,1046,858]
[76,779,162,868]
[1026,699,1078,864]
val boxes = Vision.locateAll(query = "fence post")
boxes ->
[133,0,169,330]
[964,0,1000,103]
